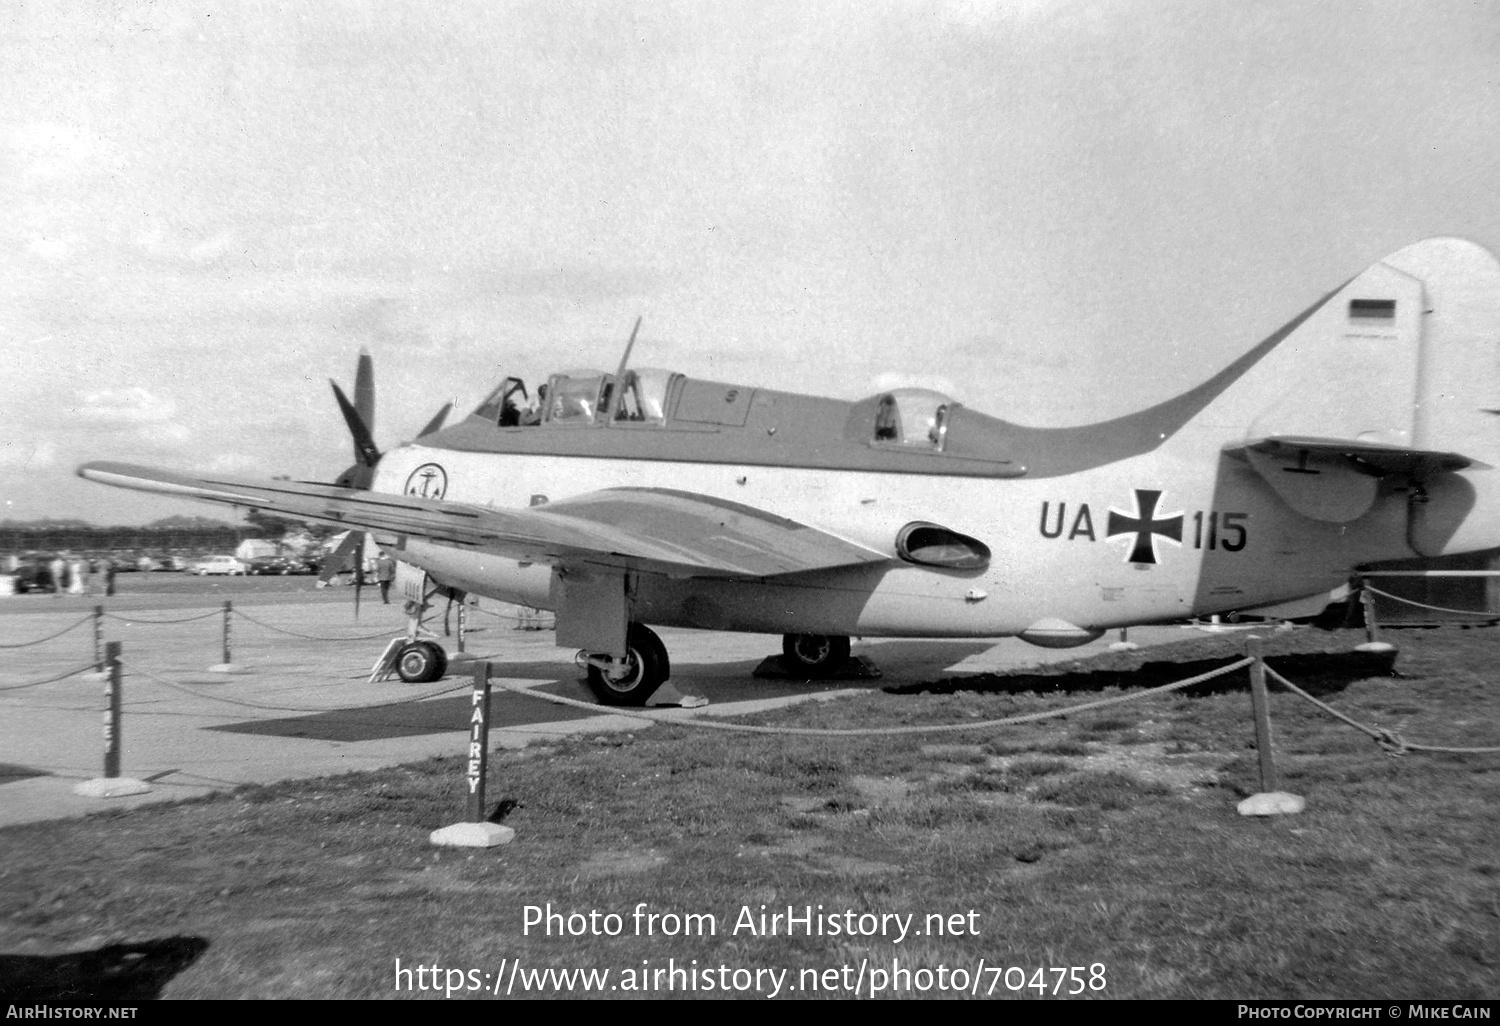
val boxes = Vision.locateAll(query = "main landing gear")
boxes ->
[781,633,851,677]
[580,623,670,707]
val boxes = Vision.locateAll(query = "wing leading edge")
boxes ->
[76,461,889,579]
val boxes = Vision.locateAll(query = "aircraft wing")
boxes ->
[76,462,889,579]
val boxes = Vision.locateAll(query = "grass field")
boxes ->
[1,626,1496,1000]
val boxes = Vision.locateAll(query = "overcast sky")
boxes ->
[4,0,1498,524]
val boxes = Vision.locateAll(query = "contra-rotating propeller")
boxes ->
[321,348,453,615]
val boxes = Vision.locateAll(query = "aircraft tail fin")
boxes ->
[1185,238,1498,464]
[1191,237,1500,554]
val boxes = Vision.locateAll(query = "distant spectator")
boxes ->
[376,552,396,604]
[105,562,117,597]
[49,555,66,596]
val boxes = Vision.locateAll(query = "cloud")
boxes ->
[6,121,95,179]
[0,439,59,471]
[869,371,960,396]
[75,387,178,425]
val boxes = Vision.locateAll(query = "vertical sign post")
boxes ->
[456,597,467,654]
[93,605,105,673]
[103,641,122,779]
[465,660,492,823]
[1246,636,1277,793]
[222,600,233,666]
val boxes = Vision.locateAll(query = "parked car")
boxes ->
[11,561,54,593]
[192,555,248,576]
[247,556,293,575]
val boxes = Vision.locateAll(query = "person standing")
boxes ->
[376,552,396,604]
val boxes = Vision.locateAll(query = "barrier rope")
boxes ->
[0,662,101,692]
[0,614,95,648]
[470,605,555,626]
[1362,584,1500,621]
[1264,665,1500,756]
[229,608,398,642]
[101,609,222,625]
[494,657,1254,737]
[128,666,470,714]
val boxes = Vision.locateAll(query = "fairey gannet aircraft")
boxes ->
[80,238,1500,706]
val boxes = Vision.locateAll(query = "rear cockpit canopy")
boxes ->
[868,388,953,451]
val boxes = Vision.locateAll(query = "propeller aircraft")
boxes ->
[80,238,1500,706]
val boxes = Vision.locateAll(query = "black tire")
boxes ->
[585,623,670,706]
[396,640,448,683]
[781,633,852,677]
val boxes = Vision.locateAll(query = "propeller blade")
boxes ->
[319,531,363,584]
[415,401,453,439]
[354,348,375,438]
[353,551,364,620]
[330,380,381,468]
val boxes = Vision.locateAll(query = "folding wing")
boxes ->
[76,462,889,579]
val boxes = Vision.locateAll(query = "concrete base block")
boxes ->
[1108,641,1140,652]
[206,663,248,674]
[752,654,882,680]
[73,777,152,799]
[1354,641,1396,654]
[1237,791,1306,816]
[430,822,516,848]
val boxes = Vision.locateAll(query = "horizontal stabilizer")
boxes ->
[1226,436,1482,476]
[1224,436,1485,523]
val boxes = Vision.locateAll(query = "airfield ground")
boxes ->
[0,574,1195,829]
[1,577,1496,999]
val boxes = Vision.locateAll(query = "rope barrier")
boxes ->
[229,607,396,642]
[0,662,101,692]
[128,666,470,714]
[1264,665,1500,756]
[470,605,555,626]
[101,610,222,625]
[0,615,94,648]
[494,657,1254,737]
[1362,584,1500,620]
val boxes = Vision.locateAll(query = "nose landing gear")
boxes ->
[395,639,449,683]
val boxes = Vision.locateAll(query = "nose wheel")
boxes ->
[584,623,670,706]
[396,640,448,683]
[781,633,851,677]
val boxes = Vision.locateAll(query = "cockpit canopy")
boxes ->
[870,388,953,450]
[472,368,680,427]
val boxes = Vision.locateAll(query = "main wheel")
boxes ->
[781,633,851,677]
[586,623,670,706]
[396,640,448,683]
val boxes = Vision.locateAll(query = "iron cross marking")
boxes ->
[1106,489,1183,564]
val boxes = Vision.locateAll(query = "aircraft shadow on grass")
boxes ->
[0,936,209,1001]
[885,649,1400,699]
